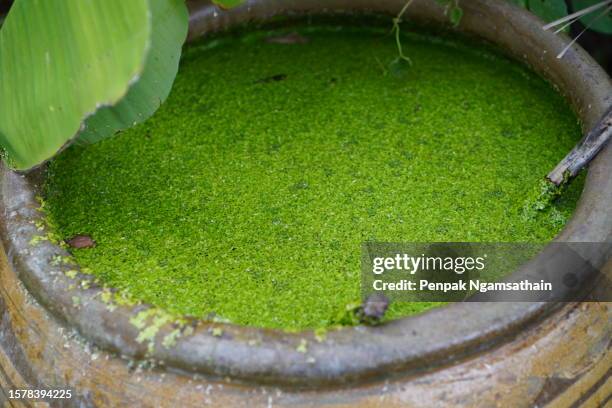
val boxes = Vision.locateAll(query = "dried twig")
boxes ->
[542,0,612,59]
[542,0,612,31]
[547,105,612,185]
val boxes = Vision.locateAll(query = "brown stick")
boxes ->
[547,105,612,185]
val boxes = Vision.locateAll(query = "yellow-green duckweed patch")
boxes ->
[44,25,583,330]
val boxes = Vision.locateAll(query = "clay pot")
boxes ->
[0,0,609,406]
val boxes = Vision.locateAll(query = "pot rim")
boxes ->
[1,0,610,388]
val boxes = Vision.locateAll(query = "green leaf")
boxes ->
[77,0,188,144]
[573,0,612,34]
[0,0,152,170]
[212,0,245,9]
[0,0,188,170]
[450,6,464,26]
[527,0,569,23]
[434,0,463,25]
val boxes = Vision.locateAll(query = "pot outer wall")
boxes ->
[0,0,611,406]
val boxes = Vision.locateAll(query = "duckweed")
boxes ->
[44,25,583,330]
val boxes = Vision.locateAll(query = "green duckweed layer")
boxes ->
[44,25,583,330]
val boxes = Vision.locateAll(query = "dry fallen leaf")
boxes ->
[66,234,96,249]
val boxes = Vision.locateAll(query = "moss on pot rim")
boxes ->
[43,25,583,330]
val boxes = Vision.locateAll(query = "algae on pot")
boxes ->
[43,25,583,330]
